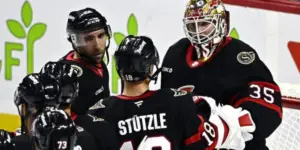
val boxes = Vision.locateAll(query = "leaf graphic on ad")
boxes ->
[27,23,47,41]
[230,28,239,39]
[114,32,126,45]
[127,13,138,36]
[7,19,26,38]
[21,1,33,27]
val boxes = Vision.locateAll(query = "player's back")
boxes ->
[104,88,203,150]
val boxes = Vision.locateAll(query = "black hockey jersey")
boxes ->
[59,50,110,115]
[103,89,219,150]
[11,127,98,150]
[71,113,120,150]
[12,134,32,150]
[161,37,282,150]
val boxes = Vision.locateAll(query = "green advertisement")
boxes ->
[1,1,47,80]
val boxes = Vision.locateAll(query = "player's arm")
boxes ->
[76,129,98,150]
[176,91,253,150]
[82,114,120,150]
[160,39,190,89]
[230,49,282,140]
[160,45,174,89]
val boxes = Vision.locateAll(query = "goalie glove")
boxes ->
[208,105,256,150]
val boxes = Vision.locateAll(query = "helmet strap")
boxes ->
[148,65,162,84]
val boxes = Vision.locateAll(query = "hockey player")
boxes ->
[40,62,120,150]
[160,0,283,149]
[30,108,78,150]
[57,7,111,116]
[0,129,15,150]
[103,35,255,150]
[11,73,98,150]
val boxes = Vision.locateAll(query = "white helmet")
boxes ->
[183,0,229,61]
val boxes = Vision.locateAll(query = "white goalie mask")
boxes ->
[183,0,228,60]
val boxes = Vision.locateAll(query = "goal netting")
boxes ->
[266,82,300,150]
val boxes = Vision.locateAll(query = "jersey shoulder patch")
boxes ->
[237,51,256,65]
[224,38,258,66]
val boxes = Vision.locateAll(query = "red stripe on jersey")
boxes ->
[71,111,78,121]
[193,96,205,104]
[116,90,156,100]
[249,81,280,92]
[234,97,282,118]
[229,93,238,105]
[66,51,103,77]
[184,115,205,145]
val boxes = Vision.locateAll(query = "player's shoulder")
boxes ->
[59,51,83,66]
[76,125,94,138]
[102,96,118,108]
[222,37,260,66]
[12,134,33,150]
[156,88,193,102]
[169,38,191,49]
[12,134,30,142]
[164,38,191,60]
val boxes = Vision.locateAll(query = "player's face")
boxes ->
[77,29,107,63]
[186,20,215,40]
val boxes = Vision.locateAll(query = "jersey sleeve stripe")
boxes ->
[184,115,205,145]
[234,97,282,118]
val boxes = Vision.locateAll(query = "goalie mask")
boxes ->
[114,35,160,83]
[183,0,229,61]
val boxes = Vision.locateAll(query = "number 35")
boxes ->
[249,84,275,103]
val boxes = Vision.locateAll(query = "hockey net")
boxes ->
[266,82,300,150]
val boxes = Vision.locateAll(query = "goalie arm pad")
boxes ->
[230,81,283,139]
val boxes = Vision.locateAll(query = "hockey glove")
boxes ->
[208,105,255,150]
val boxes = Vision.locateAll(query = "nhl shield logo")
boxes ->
[237,51,255,65]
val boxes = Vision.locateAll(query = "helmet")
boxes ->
[0,129,15,150]
[40,62,79,106]
[15,73,60,116]
[66,7,111,64]
[114,35,160,82]
[14,73,60,133]
[31,108,77,150]
[183,0,229,61]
